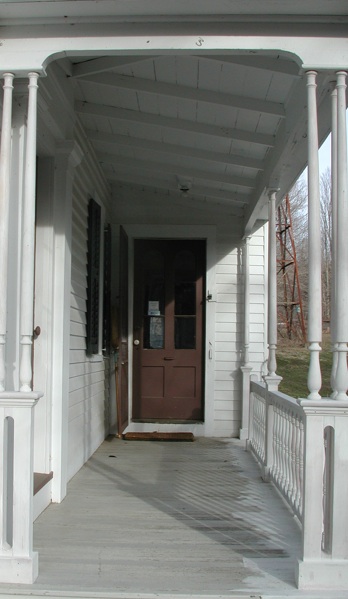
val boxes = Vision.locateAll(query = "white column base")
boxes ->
[239,427,249,441]
[0,552,38,584]
[296,558,348,589]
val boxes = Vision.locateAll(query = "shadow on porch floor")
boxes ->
[3,438,306,597]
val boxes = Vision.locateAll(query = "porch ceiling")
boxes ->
[63,52,333,232]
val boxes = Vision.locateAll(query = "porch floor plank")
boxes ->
[1,438,304,597]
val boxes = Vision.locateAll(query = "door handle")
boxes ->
[164,357,174,360]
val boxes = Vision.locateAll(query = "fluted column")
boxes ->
[306,71,322,400]
[0,74,14,391]
[19,73,39,392]
[334,71,348,400]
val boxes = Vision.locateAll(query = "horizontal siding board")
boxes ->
[70,321,86,337]
[71,280,88,302]
[69,372,105,394]
[214,380,240,391]
[69,360,106,378]
[215,331,243,342]
[70,335,87,351]
[70,306,87,325]
[70,293,86,313]
[71,264,87,289]
[69,383,106,414]
[214,400,241,411]
[214,409,242,421]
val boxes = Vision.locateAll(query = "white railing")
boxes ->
[249,380,304,522]
[248,379,348,589]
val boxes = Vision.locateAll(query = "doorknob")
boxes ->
[164,357,174,360]
[133,339,140,346]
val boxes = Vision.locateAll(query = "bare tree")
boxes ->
[280,170,333,333]
[276,179,308,340]
[320,168,332,324]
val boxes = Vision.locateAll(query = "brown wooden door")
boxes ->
[117,226,129,435]
[133,239,205,422]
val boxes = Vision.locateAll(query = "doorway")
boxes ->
[132,239,205,422]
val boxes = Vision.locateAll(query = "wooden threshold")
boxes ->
[122,432,195,442]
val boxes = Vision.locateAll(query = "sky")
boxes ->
[318,109,348,174]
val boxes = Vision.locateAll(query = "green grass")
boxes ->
[276,334,333,398]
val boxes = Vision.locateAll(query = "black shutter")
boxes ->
[86,198,101,355]
[103,224,112,355]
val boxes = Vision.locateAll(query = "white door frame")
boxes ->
[123,224,216,437]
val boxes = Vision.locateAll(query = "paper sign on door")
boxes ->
[148,301,160,316]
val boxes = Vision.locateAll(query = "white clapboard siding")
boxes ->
[213,227,266,437]
[67,119,112,482]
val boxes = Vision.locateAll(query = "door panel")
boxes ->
[133,239,205,422]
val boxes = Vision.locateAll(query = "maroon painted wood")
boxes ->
[133,239,205,421]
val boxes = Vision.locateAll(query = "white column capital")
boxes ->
[267,187,280,199]
[306,70,318,84]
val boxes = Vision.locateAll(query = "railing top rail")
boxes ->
[250,380,304,417]
[250,380,266,398]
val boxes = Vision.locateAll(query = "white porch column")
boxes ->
[306,71,322,400]
[0,73,14,391]
[19,73,39,392]
[264,189,281,391]
[333,71,348,400]
[330,83,338,397]
[240,236,252,441]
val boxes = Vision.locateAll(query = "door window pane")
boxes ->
[143,250,165,349]
[145,316,165,349]
[174,250,196,349]
[175,317,195,349]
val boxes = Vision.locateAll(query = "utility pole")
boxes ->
[276,194,307,342]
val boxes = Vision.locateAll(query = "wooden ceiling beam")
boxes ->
[78,73,285,117]
[104,169,249,207]
[87,128,264,170]
[98,153,256,188]
[75,100,275,147]
[72,55,156,77]
[198,55,300,76]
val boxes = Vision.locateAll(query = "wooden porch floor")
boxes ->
[2,438,307,597]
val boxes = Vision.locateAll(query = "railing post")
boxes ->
[0,392,41,583]
[296,400,348,589]
[262,400,274,481]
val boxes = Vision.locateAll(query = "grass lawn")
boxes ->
[276,333,333,398]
